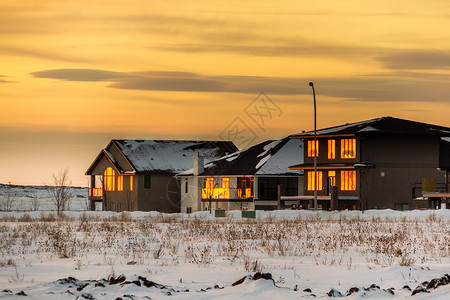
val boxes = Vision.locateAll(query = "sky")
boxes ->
[1,0,450,186]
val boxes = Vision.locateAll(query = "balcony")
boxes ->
[89,188,103,200]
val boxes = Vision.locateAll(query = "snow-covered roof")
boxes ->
[178,137,303,176]
[290,116,450,138]
[113,140,237,173]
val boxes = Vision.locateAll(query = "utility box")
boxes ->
[242,210,256,219]
[215,209,226,217]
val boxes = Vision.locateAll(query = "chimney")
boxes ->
[193,152,204,176]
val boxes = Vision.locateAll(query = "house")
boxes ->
[289,116,450,210]
[177,137,304,212]
[86,140,237,212]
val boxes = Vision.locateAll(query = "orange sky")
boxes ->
[1,0,450,186]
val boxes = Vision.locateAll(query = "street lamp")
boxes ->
[309,82,318,210]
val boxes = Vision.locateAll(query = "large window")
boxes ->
[202,177,231,199]
[341,139,356,159]
[340,170,356,191]
[307,171,323,191]
[328,140,335,159]
[104,167,115,191]
[118,176,123,191]
[307,140,319,157]
[144,175,151,189]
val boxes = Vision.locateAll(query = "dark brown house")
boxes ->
[289,117,450,210]
[86,140,237,212]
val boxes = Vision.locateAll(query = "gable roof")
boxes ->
[87,140,238,175]
[178,137,303,176]
[290,116,450,138]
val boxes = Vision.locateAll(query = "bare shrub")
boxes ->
[47,168,72,215]
[0,183,17,211]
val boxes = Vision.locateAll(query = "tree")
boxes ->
[47,168,72,215]
[0,183,17,211]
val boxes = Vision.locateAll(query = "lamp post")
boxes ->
[309,82,317,210]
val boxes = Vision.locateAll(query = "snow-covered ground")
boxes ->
[0,209,449,299]
[0,183,90,212]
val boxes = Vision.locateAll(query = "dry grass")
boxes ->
[0,213,448,270]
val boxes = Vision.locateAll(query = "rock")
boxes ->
[16,291,27,296]
[95,282,105,287]
[232,275,248,286]
[385,288,395,295]
[327,288,342,297]
[303,288,312,293]
[109,275,126,285]
[2,289,12,293]
[411,286,429,296]
[77,283,89,291]
[253,272,273,281]
[347,287,359,295]
[426,279,437,289]
[402,285,411,291]
[77,294,95,300]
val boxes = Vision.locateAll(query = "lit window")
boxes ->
[307,140,319,157]
[118,176,123,191]
[328,171,336,186]
[202,177,231,199]
[328,140,335,159]
[341,139,356,159]
[307,171,323,191]
[130,176,133,191]
[104,167,115,191]
[341,170,356,191]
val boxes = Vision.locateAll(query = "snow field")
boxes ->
[0,209,449,299]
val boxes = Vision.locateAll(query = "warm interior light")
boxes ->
[104,167,115,191]
[308,140,319,157]
[341,170,356,190]
[202,177,231,199]
[341,139,356,158]
[328,139,335,159]
[307,171,323,190]
[118,176,123,191]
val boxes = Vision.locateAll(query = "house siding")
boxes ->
[137,174,180,213]
[360,135,442,209]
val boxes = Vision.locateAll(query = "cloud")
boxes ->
[31,68,450,103]
[0,45,90,63]
[376,50,450,70]
[31,69,135,81]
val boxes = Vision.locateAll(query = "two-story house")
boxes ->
[289,117,450,210]
[86,140,237,212]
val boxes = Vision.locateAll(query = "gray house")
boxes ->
[178,137,304,212]
[86,140,237,212]
[289,116,450,210]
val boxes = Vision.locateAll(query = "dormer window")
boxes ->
[341,139,356,159]
[307,140,319,157]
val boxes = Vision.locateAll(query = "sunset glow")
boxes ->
[1,0,450,185]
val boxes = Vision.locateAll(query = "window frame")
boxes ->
[307,140,319,157]
[104,167,115,191]
[307,171,323,191]
[328,139,335,159]
[340,138,356,159]
[144,175,151,189]
[340,170,356,191]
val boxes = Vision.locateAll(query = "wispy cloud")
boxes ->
[376,50,450,70]
[31,68,450,103]
[31,69,135,81]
